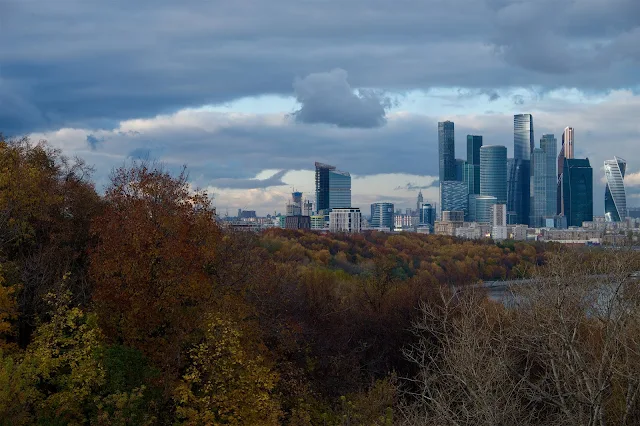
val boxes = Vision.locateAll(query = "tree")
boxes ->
[173,313,281,425]
[90,162,220,375]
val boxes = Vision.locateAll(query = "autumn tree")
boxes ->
[90,162,221,376]
[0,135,100,345]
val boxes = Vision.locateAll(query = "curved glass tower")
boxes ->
[480,145,507,204]
[604,157,627,222]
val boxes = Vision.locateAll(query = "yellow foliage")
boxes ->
[174,313,281,425]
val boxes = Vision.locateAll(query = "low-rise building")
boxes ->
[329,208,361,233]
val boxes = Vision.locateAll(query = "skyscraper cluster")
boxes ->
[436,116,621,229]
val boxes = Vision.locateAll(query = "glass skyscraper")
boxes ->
[466,135,482,195]
[438,121,456,182]
[557,127,574,215]
[468,195,497,224]
[562,158,593,227]
[530,134,557,227]
[604,157,627,222]
[512,114,533,225]
[514,114,534,161]
[370,202,395,230]
[480,145,507,204]
[467,135,483,166]
[315,162,351,214]
[440,181,468,214]
[463,163,479,196]
[419,203,435,232]
[541,134,557,218]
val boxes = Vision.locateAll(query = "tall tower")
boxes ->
[531,135,558,227]
[557,127,574,215]
[480,145,508,204]
[513,114,533,225]
[604,157,627,222]
[438,121,456,182]
[315,162,351,215]
[563,158,593,227]
[540,134,558,218]
[416,190,424,213]
[464,135,482,196]
[514,114,534,161]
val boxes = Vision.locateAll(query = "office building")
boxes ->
[513,114,533,225]
[507,158,529,225]
[315,162,351,214]
[540,134,558,218]
[440,181,468,215]
[530,134,558,227]
[480,145,507,204]
[467,135,483,166]
[310,215,326,230]
[438,121,456,182]
[514,114,534,160]
[442,211,465,222]
[557,127,574,215]
[419,203,436,232]
[464,135,483,196]
[370,202,395,230]
[285,215,311,230]
[455,159,465,181]
[329,208,361,233]
[562,158,593,227]
[604,157,627,222]
[468,195,498,224]
[416,191,424,214]
[303,200,313,216]
[286,191,303,216]
[491,204,508,241]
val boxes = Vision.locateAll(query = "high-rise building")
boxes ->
[419,203,436,232]
[480,145,507,204]
[557,127,574,215]
[491,204,508,241]
[455,159,465,181]
[438,121,456,182]
[315,162,351,214]
[463,163,480,196]
[531,148,546,227]
[329,208,361,233]
[468,195,497,224]
[513,114,533,225]
[514,114,534,161]
[507,158,530,225]
[530,134,558,227]
[440,181,468,215]
[286,191,303,216]
[370,202,395,230]
[467,135,483,166]
[465,135,482,195]
[604,157,627,222]
[541,134,558,218]
[416,191,424,214]
[562,158,593,227]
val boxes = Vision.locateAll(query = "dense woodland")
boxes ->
[1,135,640,425]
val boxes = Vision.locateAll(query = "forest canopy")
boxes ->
[1,136,638,426]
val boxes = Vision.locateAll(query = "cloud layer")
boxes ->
[2,0,639,134]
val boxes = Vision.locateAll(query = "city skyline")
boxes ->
[2,1,639,217]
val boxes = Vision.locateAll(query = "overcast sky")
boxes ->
[2,0,639,215]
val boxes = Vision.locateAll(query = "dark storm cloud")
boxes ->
[292,69,392,128]
[2,0,639,134]
[210,170,288,190]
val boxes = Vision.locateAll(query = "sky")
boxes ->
[1,0,639,216]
